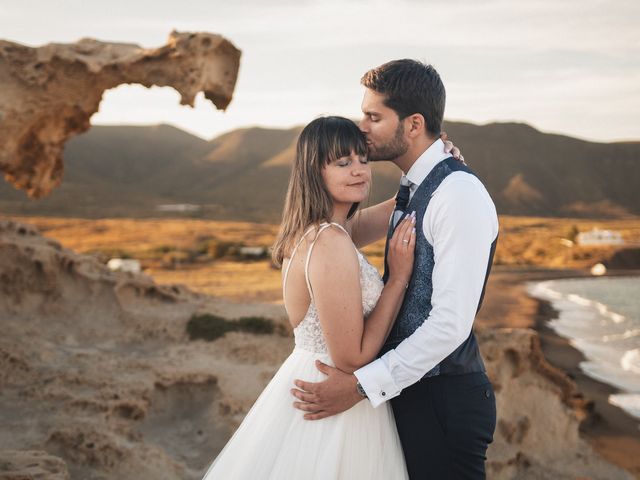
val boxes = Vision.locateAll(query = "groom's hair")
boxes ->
[361,59,445,138]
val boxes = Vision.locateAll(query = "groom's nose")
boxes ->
[359,117,370,133]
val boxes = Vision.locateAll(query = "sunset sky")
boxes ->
[2,0,638,142]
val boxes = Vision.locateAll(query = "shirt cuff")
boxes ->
[354,358,402,408]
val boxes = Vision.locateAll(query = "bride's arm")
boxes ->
[347,197,395,249]
[308,217,415,374]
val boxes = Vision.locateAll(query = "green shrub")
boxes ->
[208,240,250,259]
[187,313,275,341]
[88,248,133,261]
[236,316,275,335]
[566,225,580,243]
[149,245,176,255]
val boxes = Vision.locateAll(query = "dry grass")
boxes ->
[495,216,640,268]
[6,215,640,303]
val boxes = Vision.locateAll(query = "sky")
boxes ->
[1,0,639,143]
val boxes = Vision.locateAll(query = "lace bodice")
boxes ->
[283,223,384,354]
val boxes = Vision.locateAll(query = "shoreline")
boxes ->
[481,267,640,477]
[534,297,640,477]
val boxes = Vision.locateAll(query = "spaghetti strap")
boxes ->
[303,222,354,300]
[282,225,316,304]
[282,222,354,304]
[302,224,332,299]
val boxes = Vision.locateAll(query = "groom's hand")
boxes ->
[291,360,363,420]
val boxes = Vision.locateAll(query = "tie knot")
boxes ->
[395,182,411,210]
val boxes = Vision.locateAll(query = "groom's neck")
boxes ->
[394,134,439,174]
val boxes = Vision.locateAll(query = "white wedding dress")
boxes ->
[201,222,408,479]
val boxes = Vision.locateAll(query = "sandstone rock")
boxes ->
[480,328,632,479]
[0,31,240,198]
[0,450,70,480]
[0,219,289,479]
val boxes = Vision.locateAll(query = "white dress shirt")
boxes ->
[354,139,499,407]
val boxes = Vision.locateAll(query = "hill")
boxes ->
[0,122,638,221]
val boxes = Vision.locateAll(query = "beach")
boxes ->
[480,267,640,477]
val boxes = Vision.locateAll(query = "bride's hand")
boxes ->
[386,213,416,286]
[440,131,465,164]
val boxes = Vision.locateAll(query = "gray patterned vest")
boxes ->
[380,157,497,378]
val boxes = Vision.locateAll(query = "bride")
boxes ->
[201,116,415,479]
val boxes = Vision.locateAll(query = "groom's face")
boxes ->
[359,88,409,162]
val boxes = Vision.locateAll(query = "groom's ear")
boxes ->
[406,113,426,138]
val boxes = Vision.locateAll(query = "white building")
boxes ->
[576,228,624,246]
[239,246,268,258]
[156,204,201,212]
[107,258,142,273]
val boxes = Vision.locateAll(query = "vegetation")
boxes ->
[566,225,580,243]
[186,313,276,341]
[86,248,133,262]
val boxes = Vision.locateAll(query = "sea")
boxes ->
[528,276,640,422]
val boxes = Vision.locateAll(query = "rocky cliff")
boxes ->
[0,31,240,199]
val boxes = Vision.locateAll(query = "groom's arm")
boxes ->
[355,174,498,407]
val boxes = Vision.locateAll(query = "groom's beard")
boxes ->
[367,122,409,162]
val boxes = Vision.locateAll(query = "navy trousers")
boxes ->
[391,372,496,479]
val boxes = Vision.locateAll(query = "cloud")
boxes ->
[3,0,638,141]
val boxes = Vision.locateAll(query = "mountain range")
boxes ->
[1,121,638,221]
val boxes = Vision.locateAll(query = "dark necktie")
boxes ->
[391,180,411,229]
[383,177,412,282]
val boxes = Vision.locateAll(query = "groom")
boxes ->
[292,59,499,479]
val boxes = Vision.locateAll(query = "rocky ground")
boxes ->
[0,219,633,479]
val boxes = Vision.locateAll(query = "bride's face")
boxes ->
[321,151,371,206]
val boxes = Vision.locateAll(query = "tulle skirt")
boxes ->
[202,346,408,479]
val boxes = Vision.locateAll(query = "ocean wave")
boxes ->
[567,293,593,307]
[565,294,627,324]
[528,277,640,409]
[621,349,640,374]
[529,281,563,300]
[530,281,628,326]
[602,329,640,342]
[609,393,640,421]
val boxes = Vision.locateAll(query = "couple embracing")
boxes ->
[203,59,499,479]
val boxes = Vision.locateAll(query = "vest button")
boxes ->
[381,391,386,397]
[485,389,490,398]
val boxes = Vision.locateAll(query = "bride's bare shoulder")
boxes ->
[308,225,358,265]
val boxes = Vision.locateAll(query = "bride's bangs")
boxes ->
[323,118,368,164]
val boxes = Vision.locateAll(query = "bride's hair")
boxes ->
[272,116,367,267]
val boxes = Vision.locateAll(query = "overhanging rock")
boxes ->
[0,30,240,198]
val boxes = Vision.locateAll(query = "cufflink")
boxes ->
[356,382,368,399]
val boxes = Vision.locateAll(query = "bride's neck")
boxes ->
[330,204,350,228]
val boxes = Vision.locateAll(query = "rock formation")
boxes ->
[0,219,290,479]
[0,219,632,479]
[0,31,240,198]
[0,450,70,480]
[479,328,631,479]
